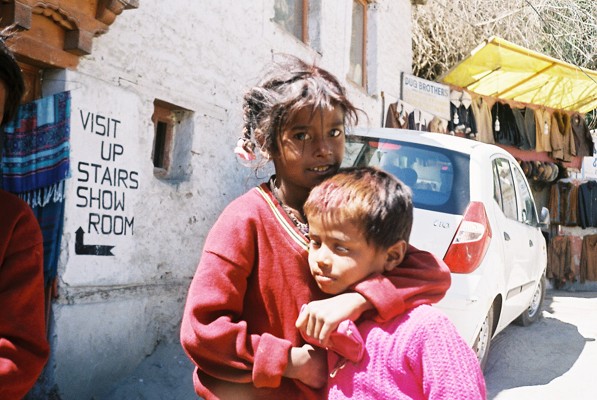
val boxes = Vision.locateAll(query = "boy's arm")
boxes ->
[352,244,451,322]
[296,292,370,346]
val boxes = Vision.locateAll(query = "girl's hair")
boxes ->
[240,55,360,166]
[304,166,413,249]
[0,28,24,127]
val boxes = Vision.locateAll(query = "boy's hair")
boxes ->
[241,54,360,166]
[304,166,413,249]
[0,29,24,127]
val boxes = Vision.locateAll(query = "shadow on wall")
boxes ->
[484,294,587,398]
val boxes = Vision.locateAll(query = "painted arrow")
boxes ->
[75,227,115,256]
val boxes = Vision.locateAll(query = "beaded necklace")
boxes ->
[269,178,309,237]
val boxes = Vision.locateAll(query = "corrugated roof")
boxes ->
[441,36,597,113]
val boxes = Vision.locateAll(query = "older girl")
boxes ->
[180,55,450,400]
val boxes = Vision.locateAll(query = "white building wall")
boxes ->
[42,1,414,398]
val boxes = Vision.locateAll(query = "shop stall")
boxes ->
[389,36,597,288]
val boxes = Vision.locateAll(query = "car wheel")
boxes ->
[473,304,493,371]
[515,273,546,326]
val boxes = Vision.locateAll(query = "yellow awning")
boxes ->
[441,36,597,113]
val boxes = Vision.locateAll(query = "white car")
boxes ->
[343,127,549,369]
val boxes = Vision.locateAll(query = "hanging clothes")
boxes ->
[547,235,574,286]
[459,91,477,138]
[448,90,463,135]
[571,112,594,157]
[578,180,597,229]
[550,110,576,162]
[534,107,552,152]
[385,101,409,129]
[511,106,536,150]
[549,180,579,226]
[448,90,477,138]
[580,234,597,283]
[1,91,71,285]
[471,95,494,144]
[408,109,428,132]
[491,101,520,146]
[428,116,448,134]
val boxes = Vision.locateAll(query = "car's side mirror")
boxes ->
[539,207,550,228]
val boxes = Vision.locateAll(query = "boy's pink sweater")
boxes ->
[327,304,486,400]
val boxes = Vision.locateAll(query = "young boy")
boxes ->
[301,166,486,399]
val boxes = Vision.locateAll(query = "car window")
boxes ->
[344,135,470,215]
[344,141,366,166]
[512,165,537,226]
[493,158,518,220]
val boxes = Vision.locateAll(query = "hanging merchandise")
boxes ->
[546,235,574,288]
[385,100,409,129]
[549,180,579,227]
[511,106,536,150]
[470,94,494,144]
[459,91,477,139]
[571,113,594,158]
[448,90,477,138]
[1,91,71,286]
[428,116,448,134]
[550,110,576,163]
[534,107,553,153]
[578,180,597,229]
[579,234,597,283]
[385,99,444,133]
[520,160,559,184]
[408,108,432,132]
[448,90,461,134]
[491,101,521,147]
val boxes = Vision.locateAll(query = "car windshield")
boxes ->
[343,135,470,215]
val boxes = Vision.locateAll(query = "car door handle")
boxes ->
[529,240,533,247]
[504,232,510,241]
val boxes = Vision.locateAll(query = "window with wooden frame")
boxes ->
[273,0,309,43]
[151,100,193,182]
[349,0,368,88]
[151,100,176,177]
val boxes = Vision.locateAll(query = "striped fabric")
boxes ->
[1,91,71,193]
[1,91,71,286]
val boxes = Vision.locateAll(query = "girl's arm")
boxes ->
[352,244,451,322]
[180,249,290,387]
[180,202,326,389]
[296,245,451,344]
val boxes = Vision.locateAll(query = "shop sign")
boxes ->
[401,73,450,120]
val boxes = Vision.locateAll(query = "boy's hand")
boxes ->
[296,292,371,347]
[283,344,327,388]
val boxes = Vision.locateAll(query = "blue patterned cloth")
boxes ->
[2,91,71,193]
[1,91,71,285]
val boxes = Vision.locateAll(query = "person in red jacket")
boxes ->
[0,31,49,399]
[180,55,451,399]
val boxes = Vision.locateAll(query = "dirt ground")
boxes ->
[101,289,597,400]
